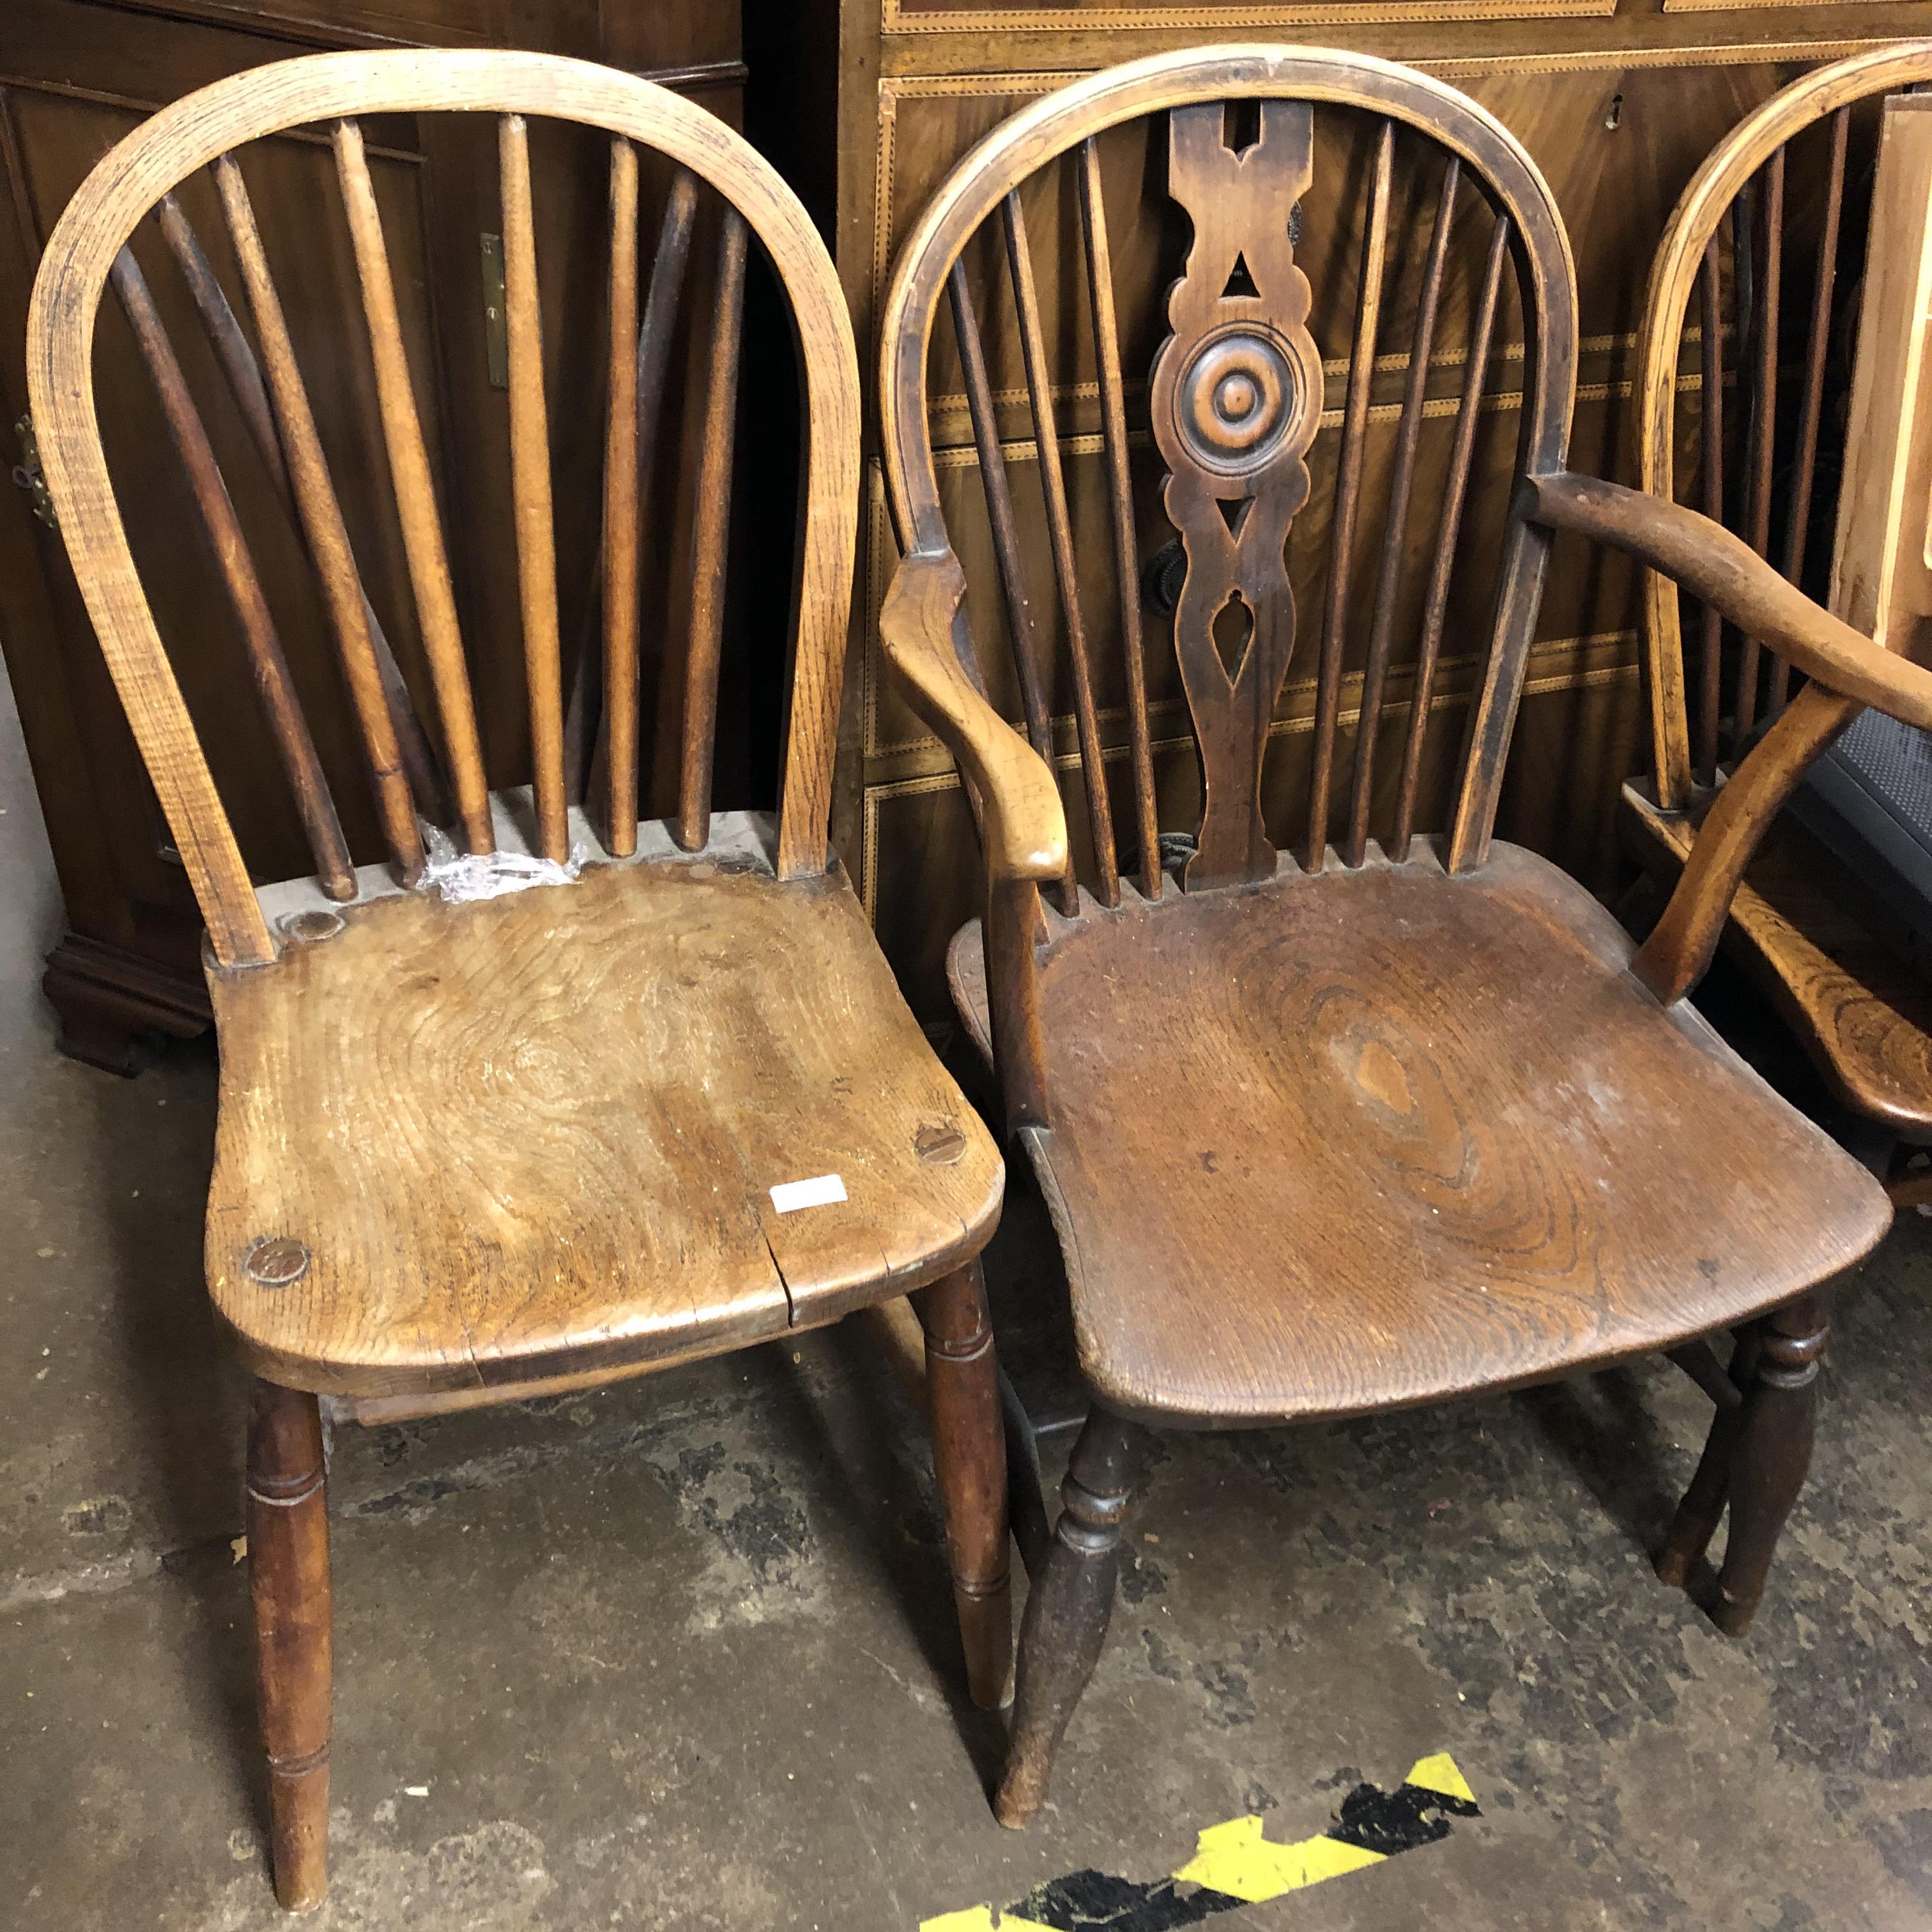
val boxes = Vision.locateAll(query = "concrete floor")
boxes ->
[5,673,1932,1932]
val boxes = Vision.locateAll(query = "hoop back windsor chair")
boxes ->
[876,45,1919,1823]
[1627,43,1932,1171]
[29,49,1016,1908]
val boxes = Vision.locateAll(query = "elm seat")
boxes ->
[207,821,1002,1399]
[951,840,1890,1429]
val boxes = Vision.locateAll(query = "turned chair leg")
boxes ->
[996,1405,1149,1828]
[248,1379,333,1911]
[1712,1292,1828,1637]
[920,1262,1013,1711]
[1656,1329,1761,1587]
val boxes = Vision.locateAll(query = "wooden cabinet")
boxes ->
[0,0,743,1068]
[746,0,1932,1022]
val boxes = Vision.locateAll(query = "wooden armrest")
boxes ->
[1526,472,1932,725]
[879,550,1069,884]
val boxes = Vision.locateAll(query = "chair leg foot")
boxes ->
[920,1262,1013,1712]
[995,1406,1149,1828]
[1656,1331,1759,1588]
[248,1379,333,1912]
[1711,1295,1827,1637]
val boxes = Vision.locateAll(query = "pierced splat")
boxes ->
[1149,101,1322,891]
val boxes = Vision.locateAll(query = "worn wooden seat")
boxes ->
[877,45,1930,1827]
[1627,43,1932,1158]
[951,840,1886,1429]
[28,49,1020,1912]
[213,812,999,1399]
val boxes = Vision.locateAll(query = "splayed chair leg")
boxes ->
[1711,1292,1827,1637]
[921,1261,1013,1710]
[996,1404,1150,1827]
[1656,1329,1760,1587]
[248,1379,333,1911]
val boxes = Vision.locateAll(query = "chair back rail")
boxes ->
[880,47,1578,903]
[27,49,860,969]
[1639,42,1932,810]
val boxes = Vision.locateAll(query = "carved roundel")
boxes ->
[1170,323,1319,482]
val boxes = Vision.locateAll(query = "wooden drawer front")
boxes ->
[882,0,1613,27]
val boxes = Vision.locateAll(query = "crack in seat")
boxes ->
[950,841,1889,1428]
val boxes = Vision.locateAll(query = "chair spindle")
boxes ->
[1078,136,1161,902]
[157,190,445,825]
[215,152,425,885]
[947,261,1078,917]
[1390,212,1508,861]
[1695,240,1726,785]
[1003,187,1119,907]
[1346,155,1458,869]
[602,137,641,855]
[598,164,698,852]
[110,247,356,903]
[1768,106,1848,718]
[675,203,748,852]
[499,113,569,864]
[335,119,493,857]
[1735,147,1784,749]
[1305,118,1393,873]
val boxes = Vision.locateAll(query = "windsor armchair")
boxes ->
[27,50,1015,1910]
[878,44,1920,1825]
[1625,43,1932,1195]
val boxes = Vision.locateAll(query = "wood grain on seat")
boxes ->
[1625,788,1932,1135]
[951,839,1888,1429]
[208,825,1000,1397]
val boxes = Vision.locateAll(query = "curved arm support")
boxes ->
[1526,470,1916,1003]
[1634,685,1857,1005]
[1526,473,1932,726]
[880,550,1070,884]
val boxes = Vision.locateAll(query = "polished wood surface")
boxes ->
[948,841,1885,1427]
[207,823,1001,1397]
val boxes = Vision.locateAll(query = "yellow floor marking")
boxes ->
[919,1912,1057,1931]
[1404,1752,1478,1805]
[919,1752,1476,1928]
[1172,1815,1384,1901]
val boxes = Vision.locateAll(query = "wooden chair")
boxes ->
[27,50,1017,1910]
[1627,42,1932,1197]
[876,44,1929,1825]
